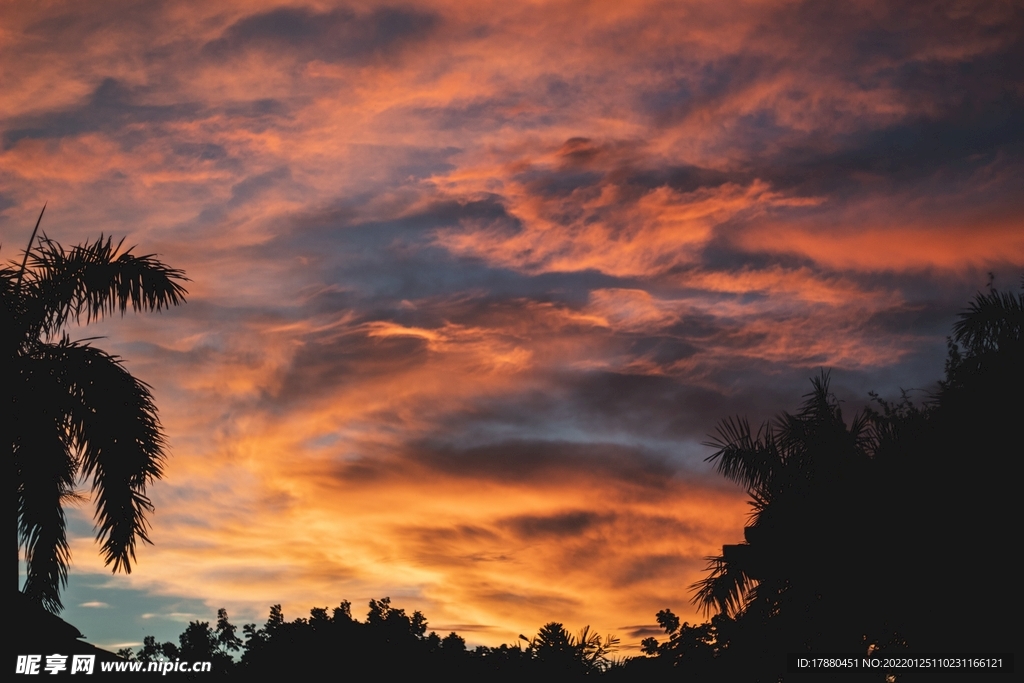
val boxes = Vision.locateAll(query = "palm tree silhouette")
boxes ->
[3,208,188,612]
[946,276,1023,381]
[524,622,620,673]
[691,371,871,624]
[690,278,1022,654]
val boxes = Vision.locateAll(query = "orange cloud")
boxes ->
[738,217,1024,272]
[69,443,748,651]
[436,174,819,278]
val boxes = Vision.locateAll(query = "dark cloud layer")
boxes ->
[204,5,439,64]
[407,440,678,489]
[3,79,202,148]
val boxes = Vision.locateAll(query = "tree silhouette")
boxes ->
[3,209,188,611]
[532,622,578,672]
[141,596,627,679]
[686,277,1022,665]
[691,370,872,638]
[128,634,180,663]
[950,278,1023,358]
[523,621,620,674]
[122,612,238,676]
[630,608,737,679]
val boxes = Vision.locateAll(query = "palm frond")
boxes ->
[1,264,22,345]
[704,416,779,492]
[775,370,853,468]
[848,409,875,452]
[21,233,188,338]
[14,203,46,290]
[37,340,166,573]
[802,369,839,420]
[576,625,620,671]
[15,388,77,613]
[952,287,1023,356]
[747,486,773,516]
[689,555,753,618]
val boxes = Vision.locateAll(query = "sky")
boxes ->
[3,0,1023,653]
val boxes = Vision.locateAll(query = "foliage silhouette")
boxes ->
[692,371,875,636]
[126,599,624,679]
[118,614,235,677]
[523,621,620,674]
[4,210,188,611]
[674,278,1022,678]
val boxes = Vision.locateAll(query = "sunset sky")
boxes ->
[4,0,1023,653]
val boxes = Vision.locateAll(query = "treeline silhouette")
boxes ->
[633,279,1021,681]
[119,281,1020,680]
[118,598,621,679]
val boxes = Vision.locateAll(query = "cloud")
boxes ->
[204,5,439,65]
[433,143,820,279]
[4,0,1022,655]
[3,79,203,148]
[503,511,612,540]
